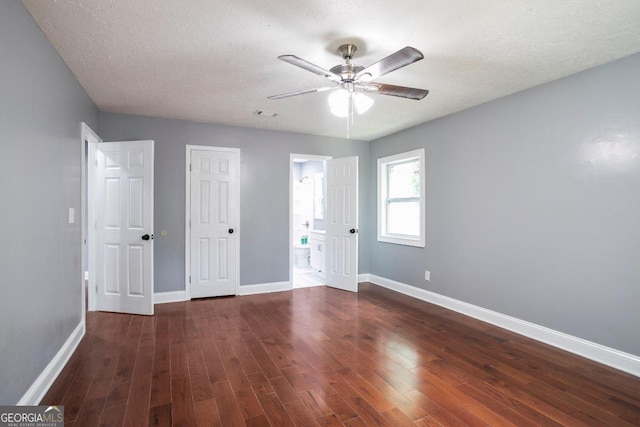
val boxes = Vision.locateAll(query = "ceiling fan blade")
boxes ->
[355,46,424,81]
[363,83,429,100]
[278,55,342,83]
[268,86,335,100]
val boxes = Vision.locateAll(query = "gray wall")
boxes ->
[98,113,369,291]
[369,53,640,356]
[0,1,98,404]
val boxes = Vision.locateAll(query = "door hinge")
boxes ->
[189,275,191,283]
[189,219,191,227]
[189,164,192,172]
[95,285,98,293]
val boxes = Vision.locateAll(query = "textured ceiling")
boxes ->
[22,0,640,141]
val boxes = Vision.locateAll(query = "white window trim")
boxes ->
[377,148,425,247]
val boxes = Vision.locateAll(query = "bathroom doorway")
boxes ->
[290,154,331,288]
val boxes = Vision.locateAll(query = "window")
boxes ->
[377,148,425,247]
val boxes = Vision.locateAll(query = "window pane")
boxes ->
[388,159,420,199]
[387,201,420,236]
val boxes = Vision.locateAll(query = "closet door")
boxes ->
[189,147,239,298]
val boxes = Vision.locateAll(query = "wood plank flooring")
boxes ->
[42,283,640,426]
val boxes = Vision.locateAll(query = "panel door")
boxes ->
[94,140,154,315]
[326,156,358,292]
[190,149,239,298]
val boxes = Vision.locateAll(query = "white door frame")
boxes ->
[289,153,332,288]
[81,123,101,313]
[185,145,241,299]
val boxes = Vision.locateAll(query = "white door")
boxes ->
[189,148,239,298]
[93,140,154,315]
[326,156,358,292]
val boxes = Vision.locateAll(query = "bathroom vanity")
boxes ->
[309,230,326,275]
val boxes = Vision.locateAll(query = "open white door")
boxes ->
[92,140,154,315]
[188,147,239,298]
[326,156,358,292]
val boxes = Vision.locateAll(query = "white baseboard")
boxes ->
[368,274,640,378]
[154,290,188,304]
[237,274,369,296]
[18,321,85,405]
[358,273,371,283]
[155,282,295,301]
[238,281,291,296]
[293,281,324,289]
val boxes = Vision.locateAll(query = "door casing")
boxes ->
[82,123,100,314]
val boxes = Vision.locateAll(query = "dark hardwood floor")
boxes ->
[42,283,640,426]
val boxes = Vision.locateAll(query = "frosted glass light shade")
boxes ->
[354,92,374,114]
[328,89,349,117]
[328,90,374,117]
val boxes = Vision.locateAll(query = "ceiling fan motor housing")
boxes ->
[330,63,365,81]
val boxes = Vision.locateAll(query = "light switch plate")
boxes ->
[68,207,75,224]
[424,270,430,281]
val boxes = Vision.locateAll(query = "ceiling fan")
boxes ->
[268,44,429,113]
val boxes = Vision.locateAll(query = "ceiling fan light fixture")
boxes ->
[328,89,349,117]
[328,90,374,117]
[354,92,374,114]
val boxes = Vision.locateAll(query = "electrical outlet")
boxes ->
[424,270,431,281]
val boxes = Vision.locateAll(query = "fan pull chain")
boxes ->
[347,93,354,139]
[346,113,350,139]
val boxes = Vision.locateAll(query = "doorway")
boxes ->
[290,154,331,288]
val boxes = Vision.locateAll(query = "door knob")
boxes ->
[228,228,235,234]
[142,234,153,240]
[349,228,356,234]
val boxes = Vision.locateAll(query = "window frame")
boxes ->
[377,148,425,247]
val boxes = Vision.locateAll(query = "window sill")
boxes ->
[377,235,425,248]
